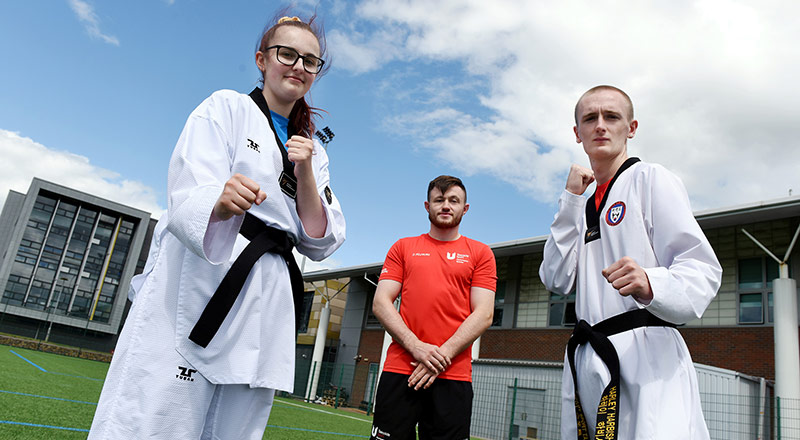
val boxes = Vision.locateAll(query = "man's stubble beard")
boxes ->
[428,211,463,229]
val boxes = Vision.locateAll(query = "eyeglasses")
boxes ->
[264,45,324,74]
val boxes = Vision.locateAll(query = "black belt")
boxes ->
[189,212,304,348]
[567,309,677,440]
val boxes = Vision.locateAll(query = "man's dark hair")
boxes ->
[427,175,467,202]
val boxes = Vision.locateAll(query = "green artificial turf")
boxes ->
[0,345,485,439]
[0,345,375,439]
[266,397,372,439]
[0,345,104,439]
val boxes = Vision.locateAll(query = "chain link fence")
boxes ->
[283,361,380,414]
[287,358,799,440]
[2,313,798,440]
[469,360,798,440]
[471,361,563,440]
[776,396,800,440]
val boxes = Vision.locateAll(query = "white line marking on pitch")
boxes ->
[275,398,372,423]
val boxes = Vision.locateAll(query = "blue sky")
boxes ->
[1,1,799,271]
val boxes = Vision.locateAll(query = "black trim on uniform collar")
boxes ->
[249,88,294,172]
[584,157,640,244]
[249,88,297,198]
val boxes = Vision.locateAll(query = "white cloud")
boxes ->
[0,130,344,269]
[67,0,120,46]
[333,0,800,209]
[328,27,404,74]
[0,129,164,218]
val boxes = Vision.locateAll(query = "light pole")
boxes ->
[44,276,68,343]
[741,226,800,439]
[304,279,350,403]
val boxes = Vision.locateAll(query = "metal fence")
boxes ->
[471,362,563,440]
[284,361,380,414]
[776,396,800,440]
[702,391,770,439]
[290,359,800,440]
[472,378,800,439]
[3,320,797,440]
[470,361,800,440]
[0,302,118,360]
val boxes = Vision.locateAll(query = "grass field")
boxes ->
[0,345,373,439]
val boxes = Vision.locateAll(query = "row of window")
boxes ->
[361,256,790,329]
[546,257,785,327]
[737,257,780,325]
[1,193,137,324]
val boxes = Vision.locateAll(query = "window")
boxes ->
[548,290,577,327]
[737,257,782,324]
[491,281,506,327]
[364,292,383,329]
[298,291,315,333]
[738,293,763,324]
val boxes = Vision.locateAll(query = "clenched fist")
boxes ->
[602,256,654,303]
[566,164,595,195]
[213,173,267,221]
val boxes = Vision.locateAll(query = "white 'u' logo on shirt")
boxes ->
[447,252,456,260]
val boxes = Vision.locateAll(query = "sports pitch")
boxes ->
[0,345,373,439]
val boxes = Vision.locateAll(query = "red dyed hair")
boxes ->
[256,11,328,139]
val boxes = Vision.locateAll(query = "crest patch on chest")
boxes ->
[606,201,626,226]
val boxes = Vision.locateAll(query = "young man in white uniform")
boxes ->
[539,85,722,440]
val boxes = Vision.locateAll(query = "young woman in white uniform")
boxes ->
[89,13,345,439]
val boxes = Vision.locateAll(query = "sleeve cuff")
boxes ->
[561,189,587,208]
[203,213,244,264]
[167,185,240,264]
[297,199,337,247]
[641,266,672,313]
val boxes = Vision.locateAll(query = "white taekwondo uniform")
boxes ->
[89,89,346,439]
[539,159,721,440]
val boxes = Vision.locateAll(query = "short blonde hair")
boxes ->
[574,85,634,124]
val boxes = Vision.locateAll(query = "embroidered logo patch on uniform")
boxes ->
[279,171,297,199]
[176,366,197,382]
[606,201,626,226]
[324,186,333,205]
[246,138,260,153]
[585,225,600,243]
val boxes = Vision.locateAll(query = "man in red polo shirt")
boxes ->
[370,175,497,440]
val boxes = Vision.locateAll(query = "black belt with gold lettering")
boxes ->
[189,212,304,348]
[567,309,677,440]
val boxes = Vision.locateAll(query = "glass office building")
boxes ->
[0,178,151,348]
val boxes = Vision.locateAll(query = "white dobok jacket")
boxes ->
[540,160,722,439]
[127,89,346,391]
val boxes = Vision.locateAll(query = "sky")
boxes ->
[1,0,799,272]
